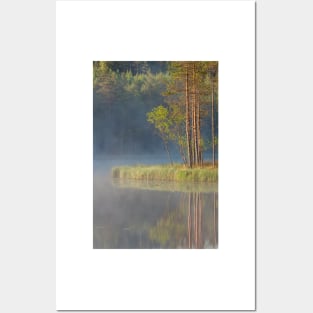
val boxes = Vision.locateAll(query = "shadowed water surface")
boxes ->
[94,156,218,249]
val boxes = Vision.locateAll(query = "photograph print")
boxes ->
[93,61,218,249]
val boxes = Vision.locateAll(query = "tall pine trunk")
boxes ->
[185,65,192,168]
[196,82,201,166]
[192,63,198,166]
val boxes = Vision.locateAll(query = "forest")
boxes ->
[93,61,218,170]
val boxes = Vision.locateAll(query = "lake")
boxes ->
[93,156,218,249]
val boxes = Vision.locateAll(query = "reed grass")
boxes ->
[112,164,218,183]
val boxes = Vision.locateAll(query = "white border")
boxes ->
[56,1,255,310]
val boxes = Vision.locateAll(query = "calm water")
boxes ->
[93,157,218,249]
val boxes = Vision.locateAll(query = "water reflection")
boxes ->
[147,192,218,249]
[94,176,218,249]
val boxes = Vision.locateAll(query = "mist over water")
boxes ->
[93,154,218,249]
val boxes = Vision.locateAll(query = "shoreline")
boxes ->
[112,164,218,183]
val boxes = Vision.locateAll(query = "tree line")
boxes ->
[93,62,169,155]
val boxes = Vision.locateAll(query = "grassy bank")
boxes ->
[112,164,218,183]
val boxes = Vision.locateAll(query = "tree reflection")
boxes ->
[148,192,218,249]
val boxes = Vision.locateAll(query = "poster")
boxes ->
[57,1,255,310]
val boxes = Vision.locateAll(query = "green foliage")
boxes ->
[147,105,173,142]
